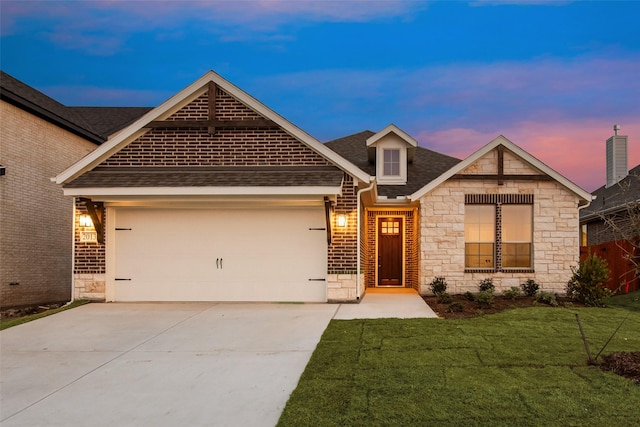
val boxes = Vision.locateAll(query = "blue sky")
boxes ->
[1,0,639,191]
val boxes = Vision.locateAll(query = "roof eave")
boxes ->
[1,90,103,144]
[410,135,593,202]
[55,70,371,185]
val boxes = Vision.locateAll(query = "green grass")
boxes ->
[0,300,89,330]
[278,292,640,426]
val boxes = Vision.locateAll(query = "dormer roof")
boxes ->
[365,124,417,163]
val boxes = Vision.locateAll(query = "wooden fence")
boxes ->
[580,239,639,294]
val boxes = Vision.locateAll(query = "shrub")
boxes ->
[476,290,495,308]
[534,291,558,307]
[566,254,611,307]
[429,277,448,295]
[464,291,476,301]
[503,286,521,300]
[521,279,540,297]
[437,292,452,304]
[479,278,495,292]
[447,302,464,313]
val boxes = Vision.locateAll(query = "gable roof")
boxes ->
[366,124,417,147]
[325,130,461,197]
[70,106,153,137]
[55,70,371,185]
[580,164,640,221]
[410,135,593,204]
[1,70,102,143]
[1,71,151,142]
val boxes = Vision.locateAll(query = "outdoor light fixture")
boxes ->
[79,214,93,228]
[337,214,347,227]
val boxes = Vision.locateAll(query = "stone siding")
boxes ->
[420,149,581,294]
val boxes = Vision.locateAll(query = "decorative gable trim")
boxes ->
[366,124,418,148]
[55,71,370,185]
[366,124,417,186]
[410,135,593,204]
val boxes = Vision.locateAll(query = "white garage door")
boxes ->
[112,207,328,302]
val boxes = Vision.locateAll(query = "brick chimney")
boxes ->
[606,124,628,188]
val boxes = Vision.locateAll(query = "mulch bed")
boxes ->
[0,302,66,320]
[600,352,640,384]
[422,294,575,320]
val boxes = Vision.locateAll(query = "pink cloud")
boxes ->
[416,119,640,192]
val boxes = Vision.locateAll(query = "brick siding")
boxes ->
[74,199,106,274]
[102,90,331,168]
[328,174,358,273]
[1,101,96,308]
[364,209,418,289]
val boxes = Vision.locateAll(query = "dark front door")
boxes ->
[378,217,403,286]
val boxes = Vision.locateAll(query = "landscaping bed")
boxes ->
[0,302,67,320]
[422,294,578,319]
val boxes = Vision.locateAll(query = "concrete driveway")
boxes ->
[0,302,338,427]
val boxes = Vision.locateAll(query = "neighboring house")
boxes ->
[579,127,639,292]
[54,71,592,303]
[0,71,150,308]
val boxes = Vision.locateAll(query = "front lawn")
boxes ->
[278,292,640,426]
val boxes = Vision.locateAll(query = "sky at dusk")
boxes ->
[1,0,639,192]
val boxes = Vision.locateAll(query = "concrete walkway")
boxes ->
[1,293,437,427]
[334,288,439,320]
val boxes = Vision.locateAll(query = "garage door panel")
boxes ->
[113,207,327,302]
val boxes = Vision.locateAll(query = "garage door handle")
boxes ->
[308,278,326,281]
[216,258,223,269]
[115,278,131,281]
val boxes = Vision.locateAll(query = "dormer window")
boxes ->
[366,124,417,186]
[383,149,400,176]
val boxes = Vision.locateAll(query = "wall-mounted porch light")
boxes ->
[79,214,93,228]
[337,214,347,228]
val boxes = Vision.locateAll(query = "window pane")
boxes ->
[465,243,495,268]
[502,205,532,268]
[502,205,532,242]
[465,205,495,242]
[383,149,400,176]
[503,243,531,268]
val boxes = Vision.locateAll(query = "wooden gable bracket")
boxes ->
[146,81,278,131]
[79,198,105,244]
[208,81,216,135]
[451,145,552,183]
[497,144,504,185]
[324,197,333,245]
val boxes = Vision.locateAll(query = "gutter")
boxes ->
[356,179,376,300]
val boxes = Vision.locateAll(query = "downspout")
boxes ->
[577,195,596,248]
[70,197,76,303]
[356,179,376,300]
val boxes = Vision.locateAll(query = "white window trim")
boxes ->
[376,141,407,185]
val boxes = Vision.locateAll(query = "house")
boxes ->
[54,71,592,303]
[0,71,150,309]
[579,126,639,292]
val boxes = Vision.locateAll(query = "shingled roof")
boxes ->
[325,130,461,197]
[63,166,345,189]
[580,164,640,221]
[70,107,153,137]
[1,71,151,143]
